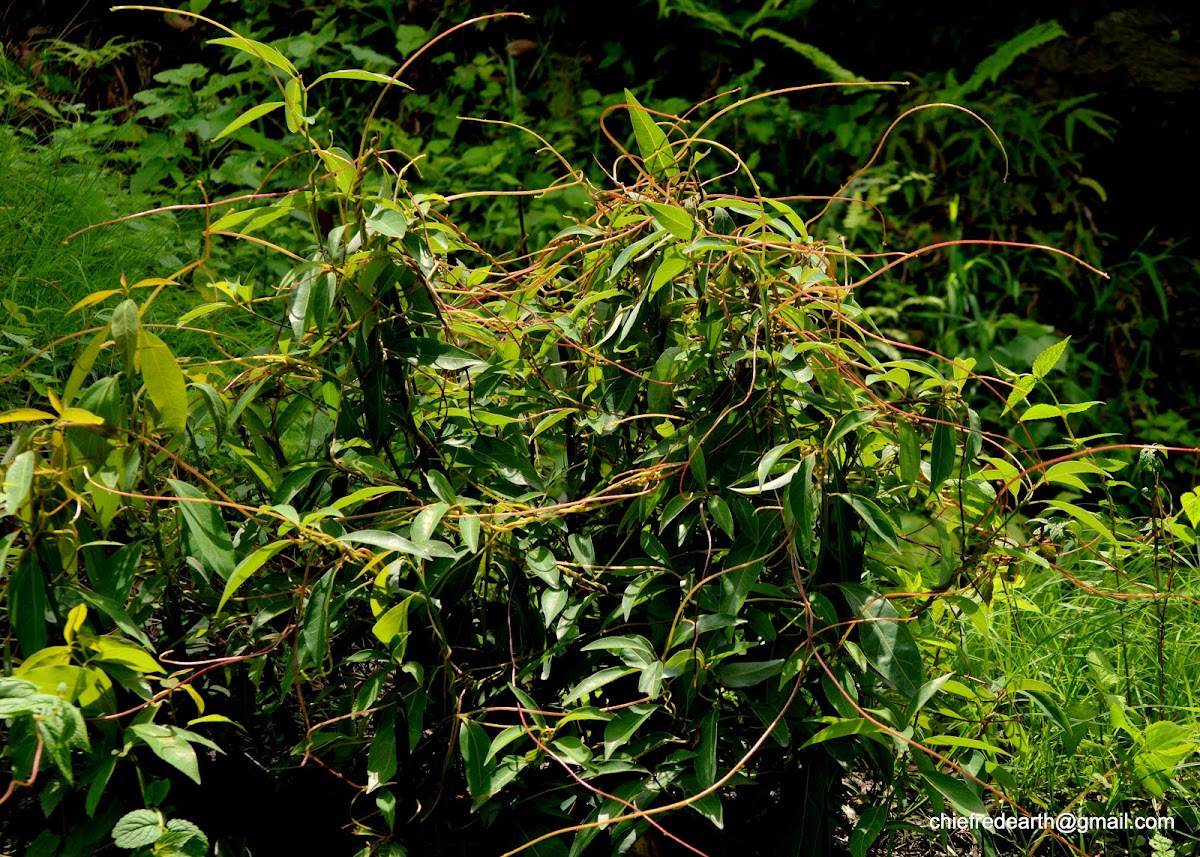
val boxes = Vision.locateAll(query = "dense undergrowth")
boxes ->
[3,4,1200,857]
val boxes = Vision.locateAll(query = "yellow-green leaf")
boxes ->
[207,36,297,75]
[211,100,284,142]
[62,326,109,409]
[310,69,413,89]
[0,408,56,424]
[642,201,695,241]
[138,331,188,433]
[623,88,677,178]
[1032,335,1070,379]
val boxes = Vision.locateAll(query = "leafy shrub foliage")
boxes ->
[3,10,1200,857]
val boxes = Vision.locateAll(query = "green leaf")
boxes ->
[1182,490,1200,529]
[367,707,398,793]
[841,584,924,697]
[837,494,900,552]
[716,659,785,688]
[112,809,165,849]
[85,636,163,674]
[111,298,139,370]
[310,69,413,89]
[920,770,986,816]
[412,502,449,543]
[169,480,235,581]
[62,326,108,409]
[707,496,734,538]
[3,450,34,516]
[372,598,412,646]
[158,819,209,857]
[642,201,696,241]
[138,331,188,433]
[525,546,560,588]
[929,407,956,487]
[1032,335,1071,379]
[1043,459,1108,491]
[922,735,1010,756]
[367,206,409,239]
[210,100,284,141]
[827,409,877,448]
[849,805,888,857]
[637,660,664,697]
[298,568,337,673]
[216,540,288,614]
[603,704,656,759]
[696,710,718,787]
[581,635,655,668]
[800,718,885,749]
[459,719,491,798]
[1020,403,1061,421]
[951,21,1066,99]
[129,724,202,784]
[750,28,866,82]
[9,554,48,656]
[460,514,480,553]
[562,667,638,705]
[342,530,457,560]
[898,424,920,484]
[624,88,678,178]
[391,338,486,371]
[207,36,297,75]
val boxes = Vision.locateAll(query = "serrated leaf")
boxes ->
[112,809,165,849]
[1033,335,1071,379]
[1019,403,1061,421]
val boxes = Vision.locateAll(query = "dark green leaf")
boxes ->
[168,480,235,581]
[841,584,924,697]
[929,407,956,488]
